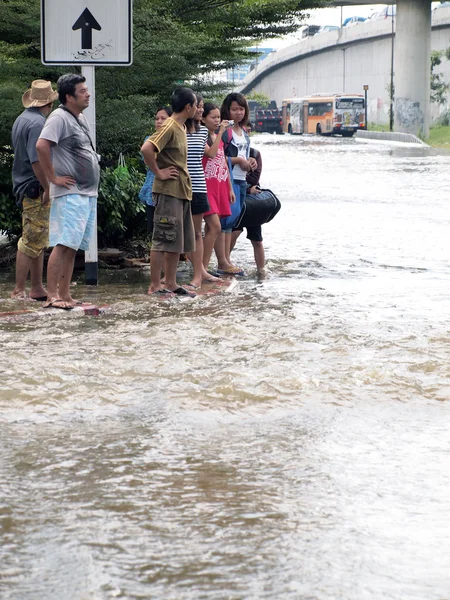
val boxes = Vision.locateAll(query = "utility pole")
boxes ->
[390,3,395,131]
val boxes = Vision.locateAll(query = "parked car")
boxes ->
[368,6,396,20]
[343,16,366,26]
[301,24,321,38]
[316,25,340,34]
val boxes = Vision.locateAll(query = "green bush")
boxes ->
[435,110,450,127]
[97,162,146,247]
[0,149,21,239]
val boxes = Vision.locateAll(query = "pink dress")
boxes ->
[203,140,231,218]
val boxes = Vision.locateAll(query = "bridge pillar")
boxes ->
[394,0,431,138]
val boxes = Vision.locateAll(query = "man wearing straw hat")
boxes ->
[11,79,58,301]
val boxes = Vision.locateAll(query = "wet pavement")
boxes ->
[1,135,449,600]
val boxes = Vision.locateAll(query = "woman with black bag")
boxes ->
[231,148,281,273]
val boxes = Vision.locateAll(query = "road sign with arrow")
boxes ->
[41,0,132,65]
[72,8,102,50]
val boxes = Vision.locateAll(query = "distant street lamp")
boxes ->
[341,47,348,93]
[363,84,369,129]
[390,3,395,131]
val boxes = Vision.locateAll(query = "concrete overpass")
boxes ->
[241,1,446,137]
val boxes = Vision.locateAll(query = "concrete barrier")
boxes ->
[355,129,429,146]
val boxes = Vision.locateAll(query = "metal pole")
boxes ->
[81,65,98,285]
[342,49,346,93]
[389,3,395,132]
[364,86,368,130]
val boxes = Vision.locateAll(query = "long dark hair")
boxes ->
[202,102,220,145]
[186,93,203,133]
[202,101,219,120]
[220,92,249,127]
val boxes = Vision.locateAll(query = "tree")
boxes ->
[247,92,271,108]
[431,49,450,105]
[0,0,325,240]
[0,0,324,157]
[386,46,450,129]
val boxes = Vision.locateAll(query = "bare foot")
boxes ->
[148,286,171,295]
[29,287,48,300]
[217,262,235,271]
[189,279,202,288]
[59,295,81,306]
[201,268,219,283]
[11,290,30,300]
[43,297,73,310]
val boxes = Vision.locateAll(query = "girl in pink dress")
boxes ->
[201,102,236,274]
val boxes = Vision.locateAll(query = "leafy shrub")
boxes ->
[0,149,21,239]
[97,163,146,247]
[435,110,450,127]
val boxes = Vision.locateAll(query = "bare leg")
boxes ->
[224,232,233,266]
[251,240,265,272]
[230,229,242,252]
[187,213,204,288]
[44,245,76,307]
[57,248,77,303]
[203,214,221,274]
[11,250,33,298]
[163,252,181,291]
[214,233,231,270]
[29,252,47,298]
[149,250,165,293]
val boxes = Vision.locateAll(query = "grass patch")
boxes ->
[368,123,391,132]
[368,122,450,147]
[427,125,450,147]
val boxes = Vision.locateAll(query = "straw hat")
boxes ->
[22,80,58,108]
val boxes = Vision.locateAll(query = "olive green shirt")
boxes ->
[146,117,192,200]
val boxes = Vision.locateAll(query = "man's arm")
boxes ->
[140,140,179,180]
[36,138,76,189]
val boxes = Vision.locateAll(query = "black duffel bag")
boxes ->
[234,188,281,230]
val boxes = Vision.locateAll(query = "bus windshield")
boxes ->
[336,98,365,109]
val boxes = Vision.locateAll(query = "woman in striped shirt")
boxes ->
[186,94,228,288]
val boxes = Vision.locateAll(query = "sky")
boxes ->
[306,2,443,26]
[269,2,444,49]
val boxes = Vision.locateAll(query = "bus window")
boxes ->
[309,102,332,116]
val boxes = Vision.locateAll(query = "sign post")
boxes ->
[41,0,132,285]
[82,65,98,285]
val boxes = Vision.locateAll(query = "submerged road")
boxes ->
[1,135,449,599]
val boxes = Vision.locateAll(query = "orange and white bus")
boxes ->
[281,98,294,134]
[282,94,365,137]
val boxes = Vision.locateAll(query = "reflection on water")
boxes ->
[1,137,450,599]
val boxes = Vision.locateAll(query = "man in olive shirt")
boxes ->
[141,87,197,297]
[11,80,58,300]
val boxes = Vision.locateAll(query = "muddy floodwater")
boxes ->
[1,136,449,600]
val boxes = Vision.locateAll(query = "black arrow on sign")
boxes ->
[72,8,102,50]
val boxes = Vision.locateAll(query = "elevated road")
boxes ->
[240,1,443,137]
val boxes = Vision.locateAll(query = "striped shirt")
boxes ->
[187,125,208,193]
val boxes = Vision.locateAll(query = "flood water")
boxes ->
[1,136,449,600]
